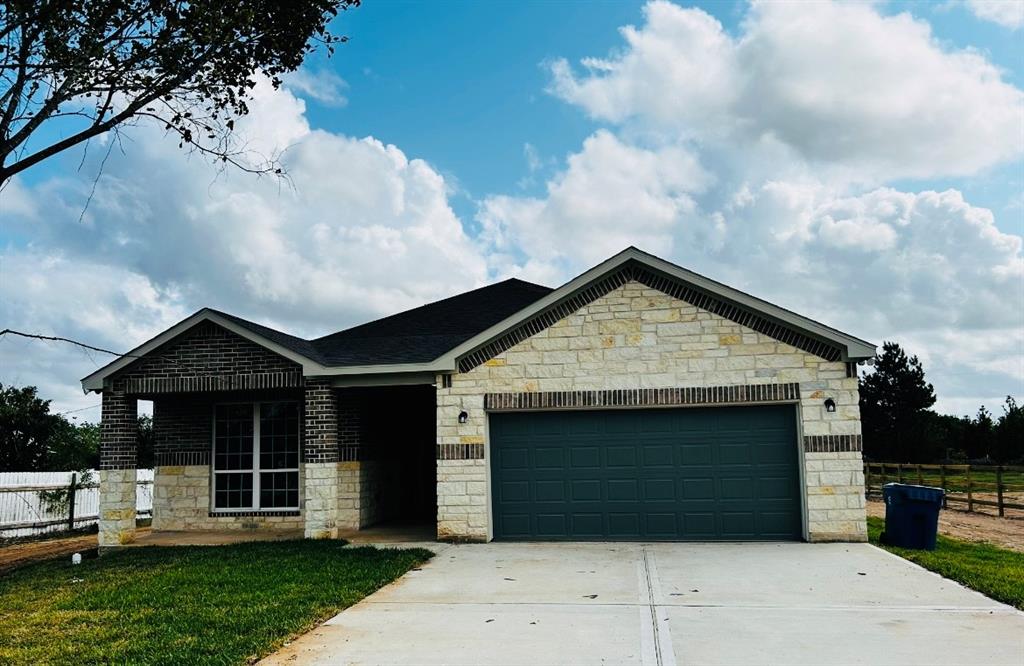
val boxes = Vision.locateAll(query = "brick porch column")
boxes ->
[304,379,339,538]
[98,383,138,548]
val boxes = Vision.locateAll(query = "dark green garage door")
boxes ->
[490,405,802,541]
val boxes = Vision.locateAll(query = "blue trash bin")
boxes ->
[882,483,944,550]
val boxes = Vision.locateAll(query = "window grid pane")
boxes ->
[214,404,254,471]
[260,471,299,508]
[215,473,253,509]
[213,402,300,511]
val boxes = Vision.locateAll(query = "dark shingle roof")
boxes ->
[310,279,553,365]
[210,278,553,367]
[210,309,327,363]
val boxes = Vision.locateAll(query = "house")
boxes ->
[83,247,875,547]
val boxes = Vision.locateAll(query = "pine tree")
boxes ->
[859,342,936,461]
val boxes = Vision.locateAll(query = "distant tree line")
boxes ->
[860,342,1023,464]
[0,384,153,472]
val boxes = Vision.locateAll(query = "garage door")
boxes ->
[490,405,802,541]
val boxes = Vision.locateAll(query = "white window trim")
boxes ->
[211,401,300,513]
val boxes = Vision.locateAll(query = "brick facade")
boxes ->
[100,383,138,470]
[115,321,302,394]
[99,384,138,547]
[437,280,867,543]
[153,395,211,466]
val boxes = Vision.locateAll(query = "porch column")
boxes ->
[98,383,138,548]
[304,379,339,538]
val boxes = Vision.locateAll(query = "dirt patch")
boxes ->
[867,499,1024,553]
[0,533,99,575]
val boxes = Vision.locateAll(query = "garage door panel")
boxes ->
[535,480,566,502]
[718,442,753,465]
[499,447,529,470]
[500,514,531,537]
[499,480,530,503]
[681,477,716,499]
[608,513,641,537]
[607,479,639,501]
[570,447,601,468]
[679,443,713,465]
[536,513,568,536]
[720,477,755,500]
[756,442,795,464]
[758,476,796,499]
[759,510,799,536]
[682,512,717,536]
[642,444,675,467]
[534,447,565,469]
[571,479,602,501]
[645,513,678,536]
[643,478,677,501]
[606,446,637,467]
[572,513,604,536]
[721,511,757,537]
[490,405,801,541]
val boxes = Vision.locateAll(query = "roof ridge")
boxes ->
[311,278,552,343]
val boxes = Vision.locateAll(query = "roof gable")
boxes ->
[446,248,876,372]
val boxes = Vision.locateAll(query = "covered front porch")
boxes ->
[92,319,438,548]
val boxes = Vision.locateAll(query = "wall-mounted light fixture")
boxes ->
[823,398,837,413]
[458,410,469,424]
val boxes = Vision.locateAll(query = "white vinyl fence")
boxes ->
[0,470,153,539]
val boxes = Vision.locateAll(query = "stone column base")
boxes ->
[98,468,137,547]
[304,462,339,539]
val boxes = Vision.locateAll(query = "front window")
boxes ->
[213,402,299,511]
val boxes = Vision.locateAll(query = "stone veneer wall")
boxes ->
[338,460,384,529]
[436,280,867,542]
[153,465,304,531]
[99,468,137,545]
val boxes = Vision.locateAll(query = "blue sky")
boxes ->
[304,0,1024,231]
[1,0,1022,419]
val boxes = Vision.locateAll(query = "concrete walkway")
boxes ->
[263,542,1024,666]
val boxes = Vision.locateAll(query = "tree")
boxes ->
[48,419,101,470]
[0,0,360,185]
[994,396,1024,464]
[0,383,60,470]
[859,341,937,462]
[137,413,154,468]
[0,383,157,471]
[963,405,995,462]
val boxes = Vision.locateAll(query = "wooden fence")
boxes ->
[0,470,153,538]
[864,463,1024,517]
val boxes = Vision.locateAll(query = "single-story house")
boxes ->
[84,247,874,547]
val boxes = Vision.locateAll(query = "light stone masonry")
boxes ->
[98,468,137,547]
[437,459,488,541]
[337,461,384,530]
[437,280,867,542]
[153,464,304,532]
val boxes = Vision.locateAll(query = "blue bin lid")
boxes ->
[883,483,944,502]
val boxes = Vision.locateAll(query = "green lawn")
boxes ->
[867,516,1024,610]
[0,540,433,665]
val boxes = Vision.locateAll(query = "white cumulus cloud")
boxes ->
[549,0,1024,180]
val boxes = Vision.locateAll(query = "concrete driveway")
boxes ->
[264,542,1024,666]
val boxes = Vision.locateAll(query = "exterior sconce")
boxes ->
[823,398,837,413]
[458,411,469,424]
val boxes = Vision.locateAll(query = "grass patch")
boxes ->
[0,540,432,665]
[868,516,1024,610]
